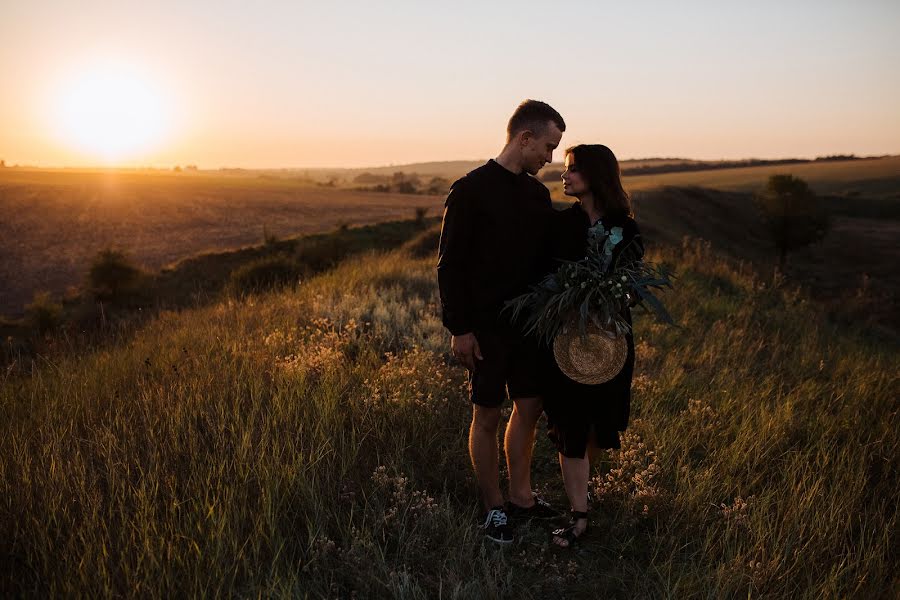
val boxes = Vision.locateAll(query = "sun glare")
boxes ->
[53,63,171,163]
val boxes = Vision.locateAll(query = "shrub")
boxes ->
[226,255,304,295]
[24,292,62,335]
[296,237,348,272]
[394,181,417,194]
[425,176,450,195]
[87,249,145,302]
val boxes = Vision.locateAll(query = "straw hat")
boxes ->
[553,320,627,385]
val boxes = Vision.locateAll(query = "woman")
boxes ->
[541,144,643,548]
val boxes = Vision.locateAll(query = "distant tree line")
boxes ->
[813,154,861,162]
[539,155,871,182]
[354,171,450,195]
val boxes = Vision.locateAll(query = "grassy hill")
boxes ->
[1,225,896,598]
[621,155,900,199]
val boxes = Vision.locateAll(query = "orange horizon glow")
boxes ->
[1,3,898,170]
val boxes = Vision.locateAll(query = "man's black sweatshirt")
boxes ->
[437,159,554,336]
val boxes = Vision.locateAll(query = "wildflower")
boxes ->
[313,535,337,556]
[720,495,753,526]
[371,465,390,487]
[632,374,659,394]
[591,426,662,512]
[634,341,658,361]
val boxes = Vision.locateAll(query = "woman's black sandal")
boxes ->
[551,510,589,548]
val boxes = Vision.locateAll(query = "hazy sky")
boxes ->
[2,0,899,168]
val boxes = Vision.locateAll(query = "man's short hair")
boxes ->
[507,100,566,140]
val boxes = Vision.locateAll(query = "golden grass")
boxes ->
[623,155,900,195]
[1,230,897,597]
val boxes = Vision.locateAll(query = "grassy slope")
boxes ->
[1,227,897,598]
[0,218,438,355]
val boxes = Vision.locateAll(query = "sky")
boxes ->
[1,0,899,168]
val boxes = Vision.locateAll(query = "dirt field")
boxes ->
[0,170,443,315]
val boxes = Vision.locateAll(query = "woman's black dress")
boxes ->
[539,203,644,459]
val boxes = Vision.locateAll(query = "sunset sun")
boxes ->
[53,63,171,163]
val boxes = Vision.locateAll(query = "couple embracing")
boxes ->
[437,100,642,547]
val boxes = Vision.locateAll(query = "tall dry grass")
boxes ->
[1,230,897,598]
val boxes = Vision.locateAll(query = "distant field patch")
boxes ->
[627,155,900,197]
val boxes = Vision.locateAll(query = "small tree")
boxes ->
[88,249,143,302]
[426,176,450,195]
[756,174,830,271]
[395,180,417,194]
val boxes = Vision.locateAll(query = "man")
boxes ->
[437,99,565,543]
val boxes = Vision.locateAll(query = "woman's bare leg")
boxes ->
[554,447,590,547]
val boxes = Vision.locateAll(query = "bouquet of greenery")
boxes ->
[506,221,676,346]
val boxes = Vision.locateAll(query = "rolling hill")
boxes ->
[1,224,896,597]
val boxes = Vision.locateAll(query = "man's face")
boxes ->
[520,121,563,175]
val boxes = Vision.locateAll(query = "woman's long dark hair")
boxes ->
[567,144,633,219]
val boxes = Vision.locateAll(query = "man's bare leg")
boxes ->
[470,405,504,510]
[505,396,542,507]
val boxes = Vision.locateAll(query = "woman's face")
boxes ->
[561,153,589,198]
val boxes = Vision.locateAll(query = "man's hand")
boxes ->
[451,332,483,371]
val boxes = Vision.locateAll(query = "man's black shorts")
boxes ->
[469,328,541,407]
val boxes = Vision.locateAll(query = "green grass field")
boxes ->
[1,225,897,598]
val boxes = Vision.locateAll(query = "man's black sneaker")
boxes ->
[506,495,560,521]
[481,507,514,544]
